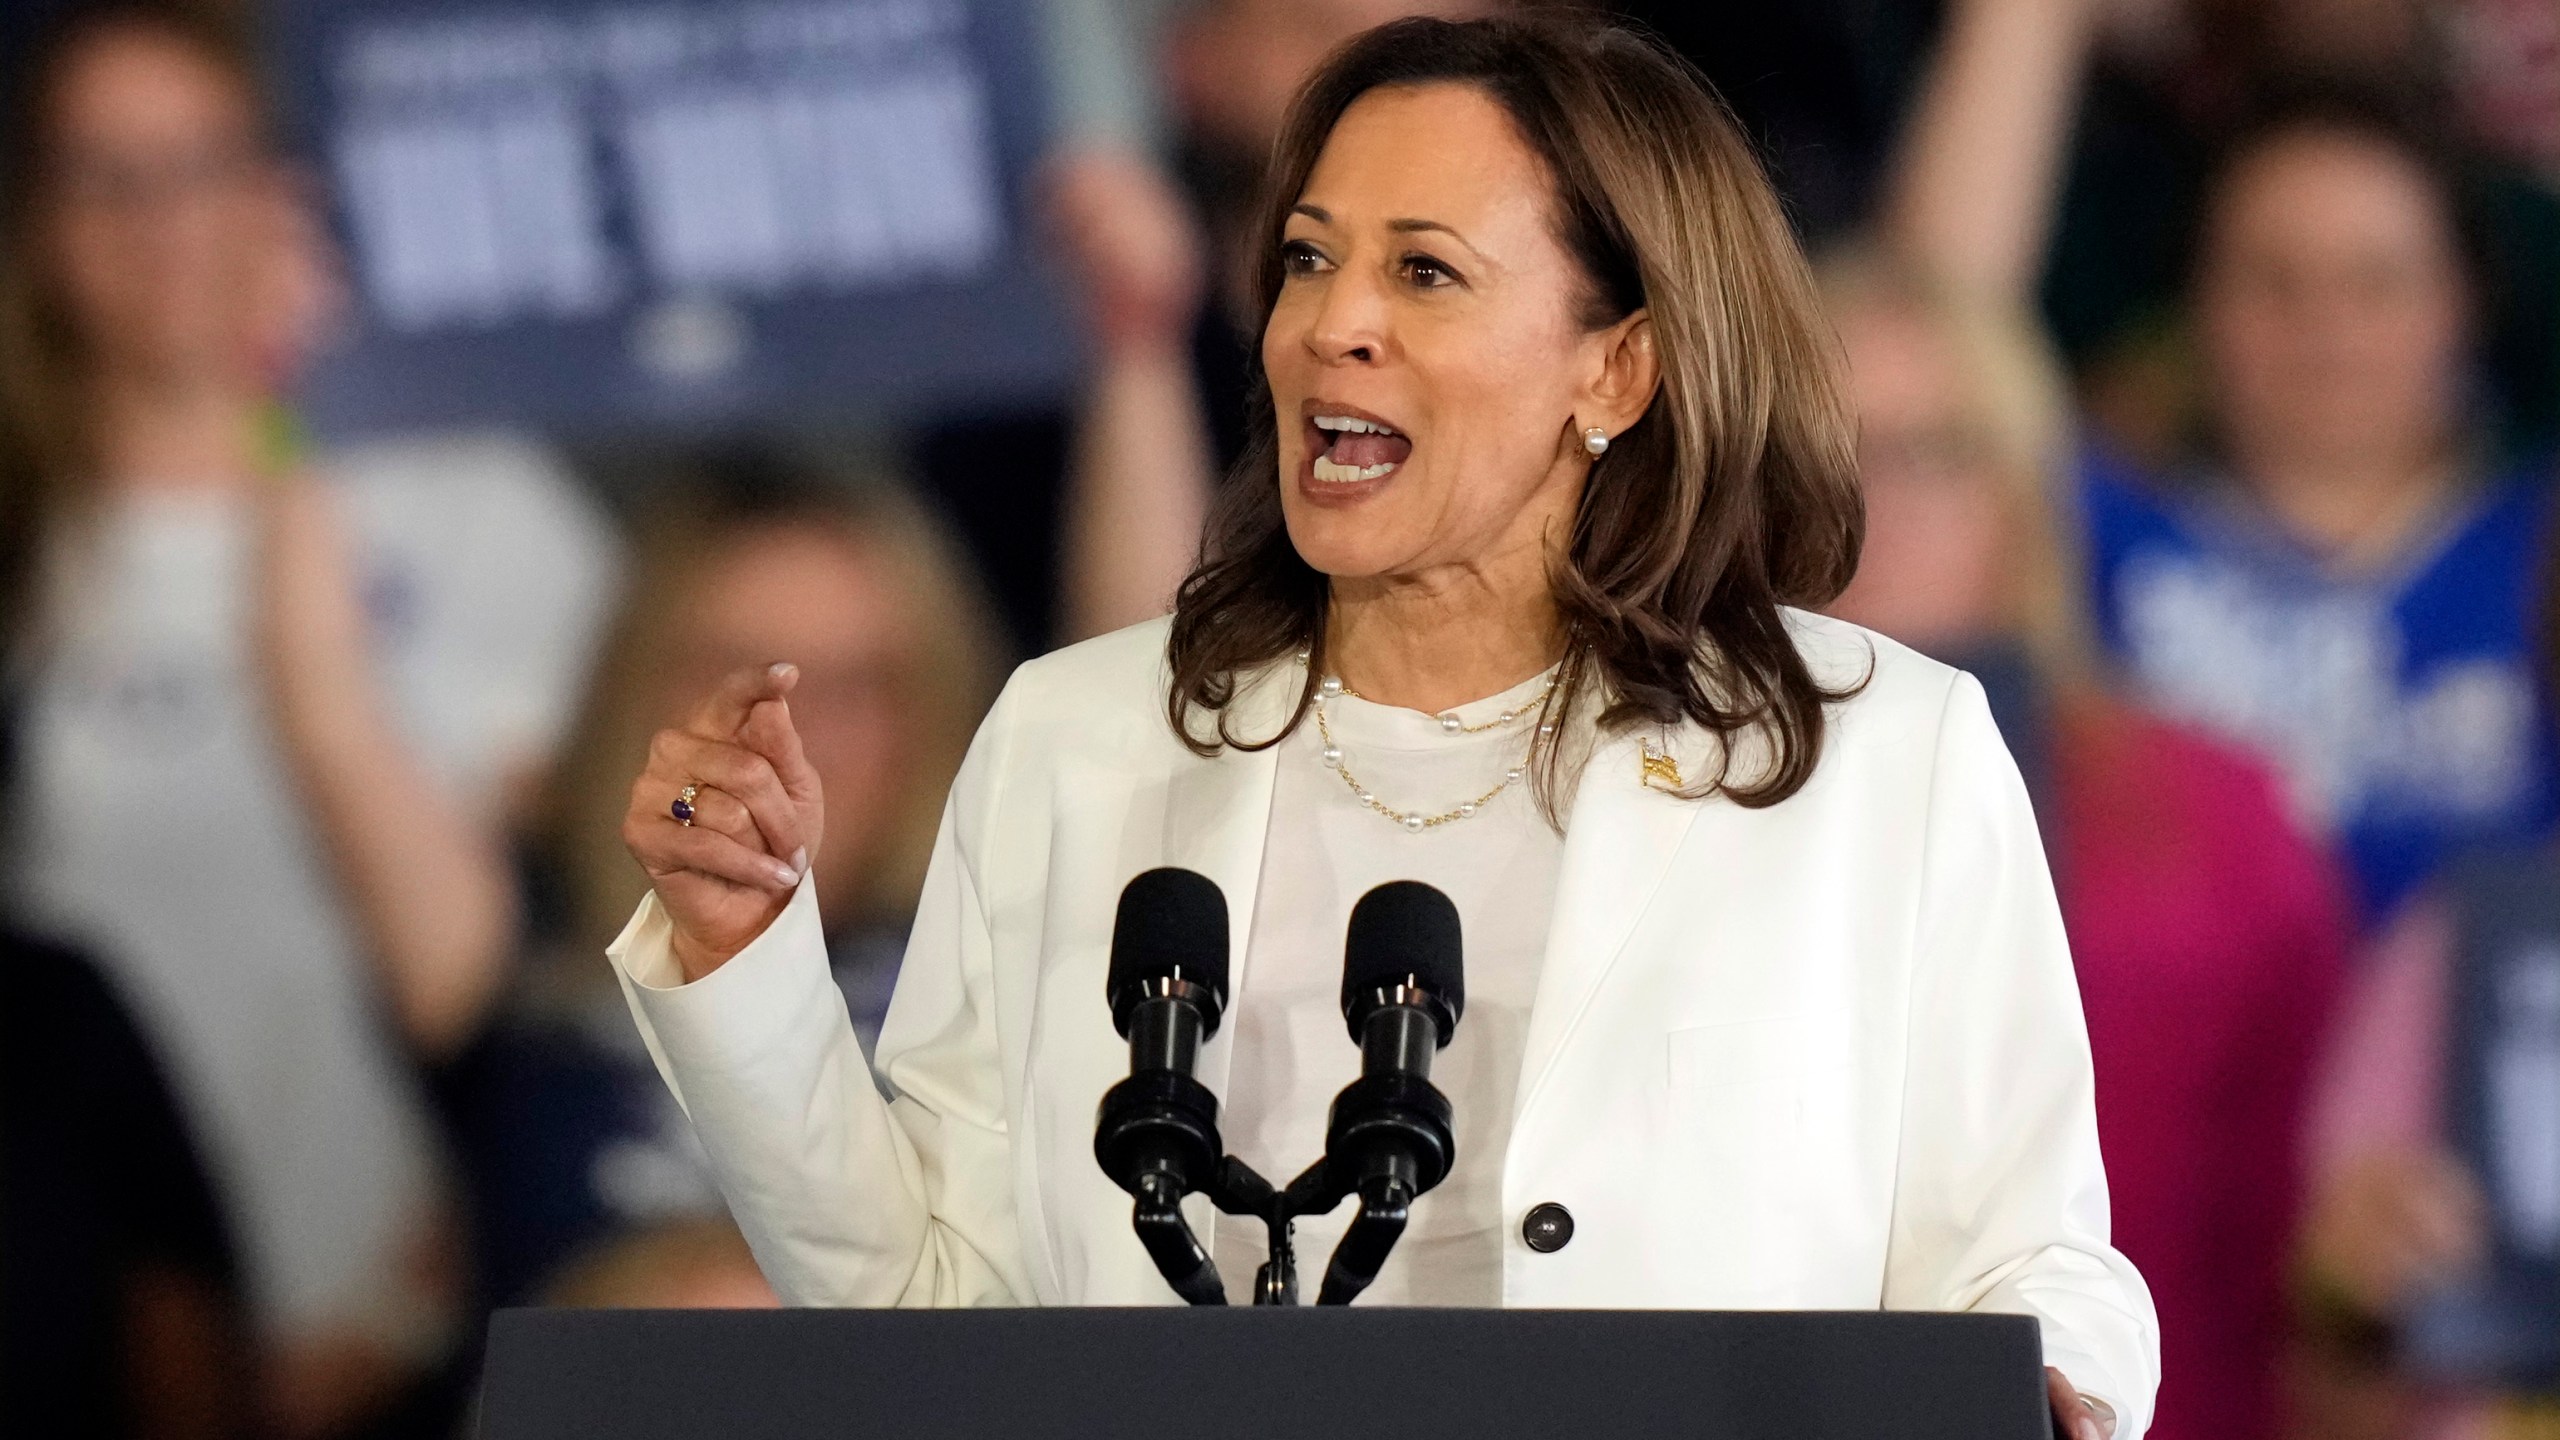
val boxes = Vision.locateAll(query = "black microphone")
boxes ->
[1316,880,1463,1304]
[1092,867,1231,1305]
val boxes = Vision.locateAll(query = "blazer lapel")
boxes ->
[1513,724,1715,1118]
[1158,659,1292,1097]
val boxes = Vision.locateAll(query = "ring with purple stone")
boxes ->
[671,784,700,826]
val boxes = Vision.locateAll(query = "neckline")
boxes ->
[2178,466,2499,593]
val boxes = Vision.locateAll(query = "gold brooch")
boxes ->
[1639,740,1683,792]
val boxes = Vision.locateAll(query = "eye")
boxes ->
[1399,251,1462,289]
[1279,239,1330,277]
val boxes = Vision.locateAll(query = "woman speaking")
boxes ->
[612,14,2157,1438]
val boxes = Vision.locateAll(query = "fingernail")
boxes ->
[768,662,798,682]
[790,847,809,878]
[769,861,799,889]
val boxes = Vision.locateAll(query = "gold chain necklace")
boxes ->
[1308,667,1558,833]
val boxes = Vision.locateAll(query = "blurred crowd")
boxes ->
[0,0,2554,1438]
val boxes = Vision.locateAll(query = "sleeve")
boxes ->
[1881,674,2162,1436]
[607,683,1032,1307]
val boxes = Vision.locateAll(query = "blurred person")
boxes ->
[1888,0,2559,925]
[2041,0,2560,464]
[1823,248,2352,1440]
[2294,534,2560,1440]
[437,450,1004,1308]
[2080,93,2559,923]
[0,5,616,1434]
[4,931,257,1439]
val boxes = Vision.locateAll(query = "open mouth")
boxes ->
[1309,412,1414,483]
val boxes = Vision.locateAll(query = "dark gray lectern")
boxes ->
[479,1307,2051,1439]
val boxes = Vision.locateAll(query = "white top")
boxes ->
[1213,667,1563,1306]
[8,433,619,1343]
[605,614,2159,1436]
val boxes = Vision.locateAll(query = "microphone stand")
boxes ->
[1113,1148,1308,1306]
[1154,1149,1375,1307]
[1205,1158,1303,1305]
[1127,1171,1226,1307]
[1187,1140,1422,1307]
[1314,1174,1415,1307]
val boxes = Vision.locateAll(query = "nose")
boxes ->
[1300,267,1389,367]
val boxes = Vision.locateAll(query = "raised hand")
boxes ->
[623,663,827,981]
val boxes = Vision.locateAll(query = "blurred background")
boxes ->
[0,0,2553,1437]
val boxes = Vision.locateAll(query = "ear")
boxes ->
[1575,310,1660,442]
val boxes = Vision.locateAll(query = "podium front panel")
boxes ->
[480,1307,2048,1439]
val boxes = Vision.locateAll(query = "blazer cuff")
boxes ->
[609,880,821,988]
[606,879,835,1075]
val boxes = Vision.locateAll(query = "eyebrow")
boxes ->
[1289,203,1478,254]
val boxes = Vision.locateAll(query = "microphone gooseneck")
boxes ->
[1093,867,1232,1305]
[1317,880,1464,1305]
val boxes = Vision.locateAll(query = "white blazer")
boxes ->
[610,611,2160,1432]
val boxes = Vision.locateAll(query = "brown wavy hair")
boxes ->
[1165,11,1863,810]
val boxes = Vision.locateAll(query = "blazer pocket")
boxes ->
[1664,1014,1813,1093]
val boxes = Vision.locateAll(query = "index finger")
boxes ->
[686,662,801,740]
[736,697,814,796]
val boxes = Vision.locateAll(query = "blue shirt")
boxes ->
[2080,449,2557,924]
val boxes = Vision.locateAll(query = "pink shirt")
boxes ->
[2056,706,2351,1440]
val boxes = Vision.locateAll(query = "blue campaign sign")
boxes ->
[269,0,1082,441]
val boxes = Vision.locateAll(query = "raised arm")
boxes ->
[256,473,519,1060]
[611,665,1032,1305]
[1880,0,2101,302]
[1047,150,1216,643]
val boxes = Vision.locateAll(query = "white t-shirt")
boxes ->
[1212,665,1565,1306]
[8,433,619,1343]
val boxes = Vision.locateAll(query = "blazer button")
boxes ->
[1521,1202,1575,1253]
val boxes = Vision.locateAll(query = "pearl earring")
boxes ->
[1582,427,1609,457]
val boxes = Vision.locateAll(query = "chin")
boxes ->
[1281,510,1402,581]
[1277,478,1414,575]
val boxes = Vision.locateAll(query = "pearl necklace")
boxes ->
[1309,668,1559,833]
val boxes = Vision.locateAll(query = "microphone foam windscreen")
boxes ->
[1107,867,1230,1015]
[1341,880,1465,1024]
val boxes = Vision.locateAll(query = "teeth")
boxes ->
[1312,414,1398,436]
[1312,455,1398,483]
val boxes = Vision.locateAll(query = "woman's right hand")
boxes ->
[623,663,826,982]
